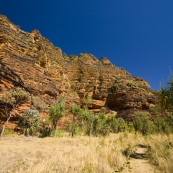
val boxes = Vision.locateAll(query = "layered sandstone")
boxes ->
[0,15,157,123]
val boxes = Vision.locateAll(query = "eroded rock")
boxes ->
[0,15,157,125]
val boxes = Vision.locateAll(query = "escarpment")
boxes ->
[0,14,157,124]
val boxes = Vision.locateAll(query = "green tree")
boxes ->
[77,108,89,129]
[49,103,65,136]
[106,115,119,133]
[92,115,102,136]
[117,118,126,132]
[133,111,151,135]
[18,109,40,136]
[85,111,95,136]
[70,104,81,137]
[0,88,30,137]
[158,75,173,113]
[158,85,170,113]
[97,111,110,136]
[92,111,110,136]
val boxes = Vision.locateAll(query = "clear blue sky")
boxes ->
[1,0,173,90]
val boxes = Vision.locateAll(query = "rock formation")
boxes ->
[0,14,157,125]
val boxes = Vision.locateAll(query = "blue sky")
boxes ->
[1,0,173,90]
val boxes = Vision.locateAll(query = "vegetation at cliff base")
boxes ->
[1,76,173,172]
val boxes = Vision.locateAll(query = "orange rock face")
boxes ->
[0,15,157,125]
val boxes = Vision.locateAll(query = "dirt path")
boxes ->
[124,145,160,173]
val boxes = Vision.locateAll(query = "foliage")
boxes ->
[49,103,65,136]
[66,121,80,136]
[55,46,60,50]
[82,96,92,109]
[84,111,95,136]
[69,104,82,137]
[71,84,76,90]
[70,104,81,115]
[18,109,40,136]
[74,108,127,137]
[158,85,171,113]
[54,129,66,137]
[0,128,15,135]
[31,95,47,110]
[96,111,110,136]
[1,87,30,106]
[117,118,126,132]
[153,116,170,134]
[39,119,51,138]
[0,87,30,137]
[6,75,173,138]
[106,115,119,133]
[158,74,173,113]
[92,114,102,136]
[133,111,151,135]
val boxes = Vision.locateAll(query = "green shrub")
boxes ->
[49,103,65,136]
[117,118,126,132]
[82,96,92,109]
[31,95,47,110]
[55,46,60,50]
[164,114,173,131]
[133,111,151,135]
[66,121,80,136]
[0,88,30,137]
[106,115,119,133]
[84,111,95,136]
[3,128,15,135]
[92,114,102,136]
[71,84,76,90]
[70,104,82,137]
[54,129,66,137]
[18,109,40,136]
[39,119,51,137]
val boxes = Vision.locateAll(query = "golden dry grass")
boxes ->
[0,133,172,173]
[147,134,173,173]
[0,133,127,173]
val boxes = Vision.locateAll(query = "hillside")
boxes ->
[0,14,157,125]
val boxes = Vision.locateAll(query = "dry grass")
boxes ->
[0,133,127,173]
[120,133,173,173]
[147,134,173,173]
[0,133,172,173]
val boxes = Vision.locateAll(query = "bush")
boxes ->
[0,88,30,137]
[106,115,119,133]
[133,111,151,135]
[66,121,80,136]
[49,103,65,136]
[70,104,82,137]
[18,109,40,136]
[158,74,173,113]
[71,84,76,90]
[31,95,47,110]
[117,118,126,132]
[39,119,51,138]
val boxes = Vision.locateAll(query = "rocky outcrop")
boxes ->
[0,14,157,123]
[106,77,157,120]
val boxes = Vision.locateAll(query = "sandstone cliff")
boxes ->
[0,15,157,124]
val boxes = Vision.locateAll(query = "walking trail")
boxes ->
[123,144,160,173]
